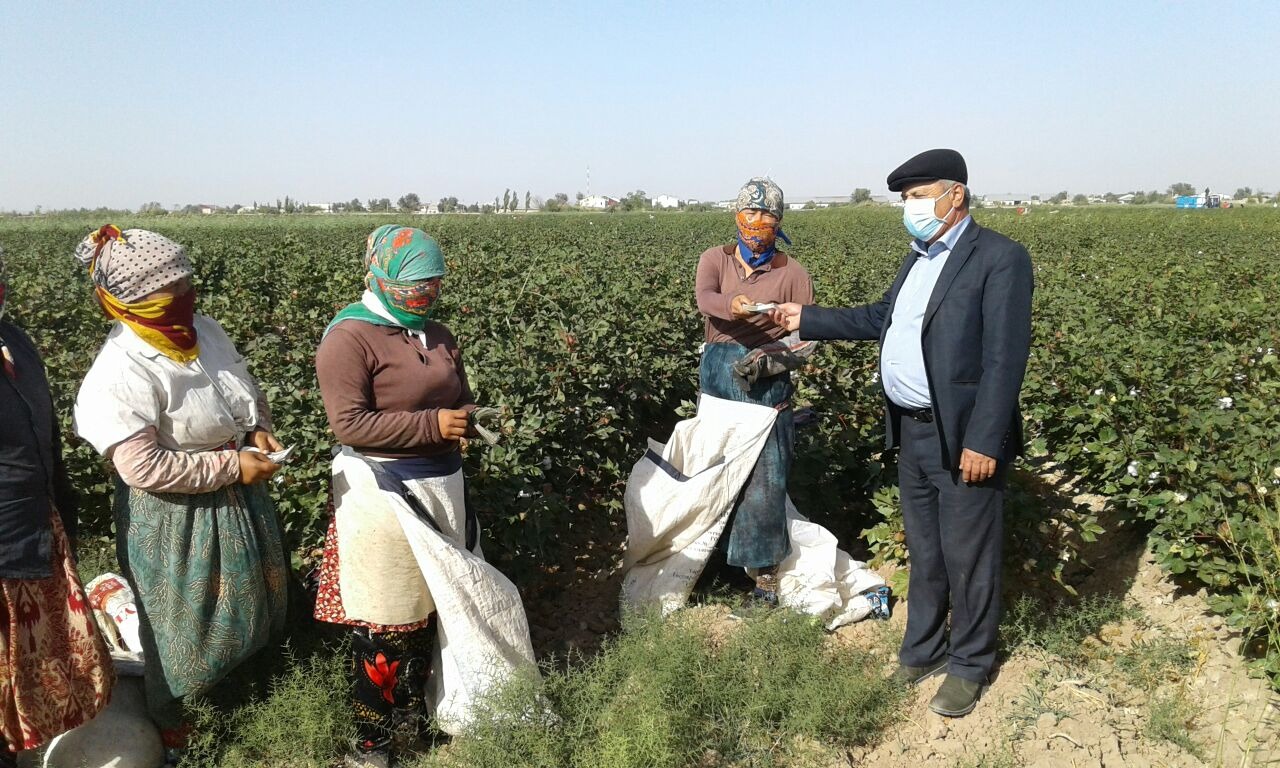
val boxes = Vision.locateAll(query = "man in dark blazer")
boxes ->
[772,148,1033,717]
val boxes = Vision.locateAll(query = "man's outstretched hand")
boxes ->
[769,303,803,332]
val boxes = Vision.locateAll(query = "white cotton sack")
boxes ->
[41,675,163,768]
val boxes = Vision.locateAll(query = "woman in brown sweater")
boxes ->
[694,178,814,613]
[313,225,477,767]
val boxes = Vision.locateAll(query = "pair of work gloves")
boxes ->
[730,333,819,392]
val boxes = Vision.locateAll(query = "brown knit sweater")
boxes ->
[316,320,477,458]
[695,244,814,348]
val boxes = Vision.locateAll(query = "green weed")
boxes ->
[1002,593,1135,663]
[1005,667,1069,738]
[415,609,903,768]
[1114,637,1196,691]
[183,642,354,768]
[1145,690,1204,759]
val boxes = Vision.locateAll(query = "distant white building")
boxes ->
[578,195,618,210]
[685,198,701,205]
[417,202,441,215]
[653,194,680,209]
[985,194,1037,207]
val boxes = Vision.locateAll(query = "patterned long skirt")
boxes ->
[0,510,114,753]
[113,478,287,728]
[699,342,796,569]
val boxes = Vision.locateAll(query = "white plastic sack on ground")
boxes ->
[621,395,779,613]
[331,448,537,736]
[777,500,886,631]
[40,667,163,768]
[622,395,886,629]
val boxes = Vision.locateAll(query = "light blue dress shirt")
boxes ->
[880,215,973,409]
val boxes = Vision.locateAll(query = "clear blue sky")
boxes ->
[2,1,1277,210]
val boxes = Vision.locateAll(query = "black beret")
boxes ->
[886,148,967,192]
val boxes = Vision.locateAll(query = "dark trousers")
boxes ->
[897,415,1006,683]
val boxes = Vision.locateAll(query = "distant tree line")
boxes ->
[8,181,1278,218]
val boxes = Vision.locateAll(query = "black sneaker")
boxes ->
[344,748,392,768]
[928,674,986,717]
[890,660,947,687]
[346,737,394,768]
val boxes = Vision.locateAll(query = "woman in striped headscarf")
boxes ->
[0,246,114,766]
[71,226,288,759]
[314,225,481,767]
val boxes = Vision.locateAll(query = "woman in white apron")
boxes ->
[313,225,480,767]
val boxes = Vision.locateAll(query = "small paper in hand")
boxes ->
[746,303,778,313]
[267,446,294,464]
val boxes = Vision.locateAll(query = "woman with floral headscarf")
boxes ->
[0,246,114,766]
[694,178,814,613]
[71,226,288,757]
[314,225,481,766]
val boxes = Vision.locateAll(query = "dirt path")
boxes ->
[838,474,1280,768]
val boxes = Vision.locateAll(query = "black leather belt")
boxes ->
[899,406,934,423]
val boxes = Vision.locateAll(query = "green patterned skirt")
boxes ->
[113,478,288,726]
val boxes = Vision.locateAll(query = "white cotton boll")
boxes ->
[1093,388,1104,396]
[541,457,552,470]
[1234,373,1246,382]
[1129,387,1140,397]
[1217,396,1234,409]
[1127,461,1139,477]
[1173,492,1188,503]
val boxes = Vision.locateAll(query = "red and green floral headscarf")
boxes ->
[326,226,447,336]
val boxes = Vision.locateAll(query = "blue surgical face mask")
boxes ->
[902,184,957,241]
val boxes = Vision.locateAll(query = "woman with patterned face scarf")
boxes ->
[314,225,481,767]
[70,226,288,759]
[0,247,115,767]
[694,178,815,613]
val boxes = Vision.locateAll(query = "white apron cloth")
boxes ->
[621,395,886,630]
[330,447,537,735]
